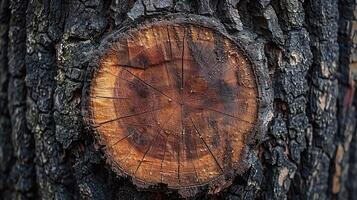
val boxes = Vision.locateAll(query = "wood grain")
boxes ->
[89,22,259,190]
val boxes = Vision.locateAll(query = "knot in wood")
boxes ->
[89,18,259,195]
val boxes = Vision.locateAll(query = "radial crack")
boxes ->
[134,109,176,175]
[97,105,169,126]
[102,69,180,104]
[123,68,180,104]
[189,116,224,173]
[189,105,255,125]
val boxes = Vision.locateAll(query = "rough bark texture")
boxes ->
[0,0,356,199]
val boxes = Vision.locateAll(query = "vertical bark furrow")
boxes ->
[347,109,357,198]
[56,1,109,199]
[304,0,339,198]
[273,0,312,163]
[0,0,13,198]
[214,1,310,199]
[337,0,357,198]
[25,1,73,199]
[215,0,243,33]
[244,0,313,199]
[7,0,36,198]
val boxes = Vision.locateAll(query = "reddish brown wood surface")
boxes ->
[89,22,259,191]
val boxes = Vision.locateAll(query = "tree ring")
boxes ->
[87,15,265,196]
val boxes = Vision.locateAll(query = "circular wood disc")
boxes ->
[89,18,259,193]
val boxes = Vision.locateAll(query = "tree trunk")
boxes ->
[0,0,356,199]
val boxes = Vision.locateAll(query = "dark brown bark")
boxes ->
[0,0,356,199]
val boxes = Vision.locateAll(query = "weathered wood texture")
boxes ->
[89,21,259,194]
[0,0,356,199]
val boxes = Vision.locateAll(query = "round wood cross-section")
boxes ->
[89,19,259,193]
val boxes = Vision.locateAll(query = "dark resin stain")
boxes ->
[129,79,150,99]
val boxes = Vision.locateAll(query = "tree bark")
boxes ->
[0,0,356,199]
